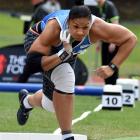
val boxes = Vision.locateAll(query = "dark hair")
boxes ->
[68,5,92,20]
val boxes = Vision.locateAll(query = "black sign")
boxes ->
[0,44,42,83]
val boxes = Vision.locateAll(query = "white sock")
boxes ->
[62,133,73,140]
[23,95,32,109]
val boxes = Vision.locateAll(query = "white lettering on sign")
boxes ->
[6,55,26,74]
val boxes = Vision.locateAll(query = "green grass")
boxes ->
[0,13,24,47]
[110,137,140,140]
[0,93,140,140]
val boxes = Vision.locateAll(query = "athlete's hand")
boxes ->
[60,30,73,54]
[60,30,71,44]
[95,65,114,79]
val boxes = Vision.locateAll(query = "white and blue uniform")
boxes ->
[24,10,96,112]
[40,10,95,55]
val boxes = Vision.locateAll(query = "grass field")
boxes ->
[0,93,140,140]
[0,13,140,140]
[0,13,24,47]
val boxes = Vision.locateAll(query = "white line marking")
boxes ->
[93,104,102,112]
[72,111,91,125]
[53,104,102,134]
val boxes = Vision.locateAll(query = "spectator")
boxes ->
[23,0,61,33]
[23,0,45,34]
[31,0,45,10]
[32,0,61,23]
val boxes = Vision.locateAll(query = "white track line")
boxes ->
[53,104,102,134]
[72,111,92,125]
[93,104,102,112]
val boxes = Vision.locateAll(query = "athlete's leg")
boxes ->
[17,89,43,125]
[17,87,56,126]
[27,89,43,107]
[50,63,75,138]
[53,92,74,131]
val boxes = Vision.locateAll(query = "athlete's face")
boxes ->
[68,17,91,41]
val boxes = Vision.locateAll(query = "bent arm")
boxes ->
[90,17,137,68]
[28,19,63,71]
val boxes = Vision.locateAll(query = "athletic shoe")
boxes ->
[17,89,32,125]
[64,136,74,140]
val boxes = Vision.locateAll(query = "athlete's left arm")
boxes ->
[89,17,137,78]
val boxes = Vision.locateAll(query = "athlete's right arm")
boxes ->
[28,19,72,71]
